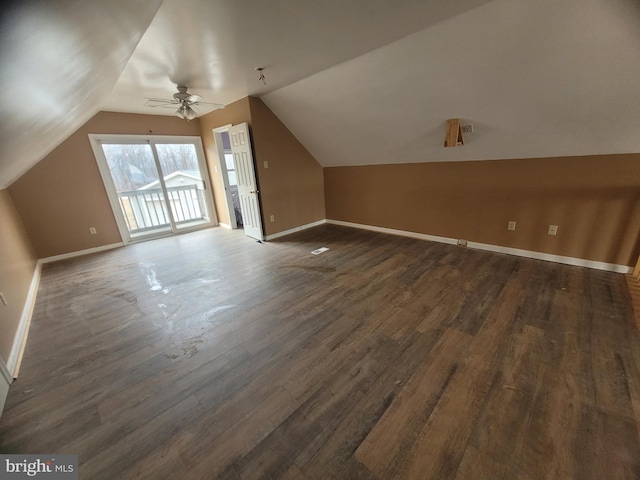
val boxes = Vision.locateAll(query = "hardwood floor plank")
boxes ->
[82,394,205,479]
[455,445,508,480]
[0,225,637,479]
[355,328,472,477]
[396,263,532,479]
[622,310,640,456]
[570,270,640,479]
[302,332,442,480]
[463,324,548,476]
[492,268,583,480]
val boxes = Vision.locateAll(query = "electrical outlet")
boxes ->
[457,239,468,247]
[548,225,558,236]
[270,215,275,222]
[263,161,269,169]
[461,124,474,134]
[89,227,97,235]
[508,221,516,231]
[0,292,7,306]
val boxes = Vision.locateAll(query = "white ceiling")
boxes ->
[264,0,640,166]
[0,0,163,188]
[2,0,639,189]
[101,0,495,115]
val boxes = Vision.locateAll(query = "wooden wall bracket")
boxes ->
[444,118,464,147]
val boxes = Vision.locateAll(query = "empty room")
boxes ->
[1,1,640,479]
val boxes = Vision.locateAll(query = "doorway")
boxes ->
[215,129,243,229]
[90,135,217,244]
[213,123,263,241]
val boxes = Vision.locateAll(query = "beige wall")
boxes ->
[8,112,201,258]
[325,154,640,266]
[0,190,38,363]
[10,101,636,269]
[248,97,325,236]
[198,97,253,226]
[8,100,326,259]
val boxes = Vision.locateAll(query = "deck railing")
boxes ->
[117,185,207,233]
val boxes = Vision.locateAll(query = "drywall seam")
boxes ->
[7,262,42,377]
[327,219,632,274]
[264,219,327,240]
[39,242,124,264]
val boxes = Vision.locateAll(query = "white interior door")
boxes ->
[229,123,263,241]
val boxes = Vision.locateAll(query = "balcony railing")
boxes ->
[117,185,207,233]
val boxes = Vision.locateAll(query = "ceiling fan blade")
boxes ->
[192,101,225,108]
[146,103,180,109]
[145,98,178,105]
[144,90,224,113]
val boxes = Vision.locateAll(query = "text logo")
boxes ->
[1,455,77,479]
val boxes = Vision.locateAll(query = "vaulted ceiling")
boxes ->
[2,0,639,189]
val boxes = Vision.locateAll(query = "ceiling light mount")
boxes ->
[255,67,267,85]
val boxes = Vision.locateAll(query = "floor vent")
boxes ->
[311,247,329,255]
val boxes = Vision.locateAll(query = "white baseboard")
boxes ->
[40,242,123,264]
[326,219,632,274]
[327,220,459,246]
[7,261,42,378]
[466,240,631,274]
[219,222,232,230]
[265,219,327,240]
[0,362,9,419]
[7,242,123,380]
[0,357,11,385]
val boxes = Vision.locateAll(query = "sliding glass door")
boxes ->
[101,142,172,239]
[155,143,209,232]
[90,135,216,243]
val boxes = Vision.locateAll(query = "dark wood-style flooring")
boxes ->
[1,224,639,479]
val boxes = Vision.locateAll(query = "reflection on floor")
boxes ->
[1,225,639,479]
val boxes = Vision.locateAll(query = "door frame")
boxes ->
[212,125,238,229]
[228,123,264,241]
[89,134,218,245]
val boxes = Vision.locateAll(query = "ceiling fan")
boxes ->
[145,85,224,120]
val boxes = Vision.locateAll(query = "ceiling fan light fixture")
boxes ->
[176,104,197,120]
[184,105,197,120]
[148,85,222,118]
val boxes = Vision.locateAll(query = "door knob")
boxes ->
[250,190,259,194]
